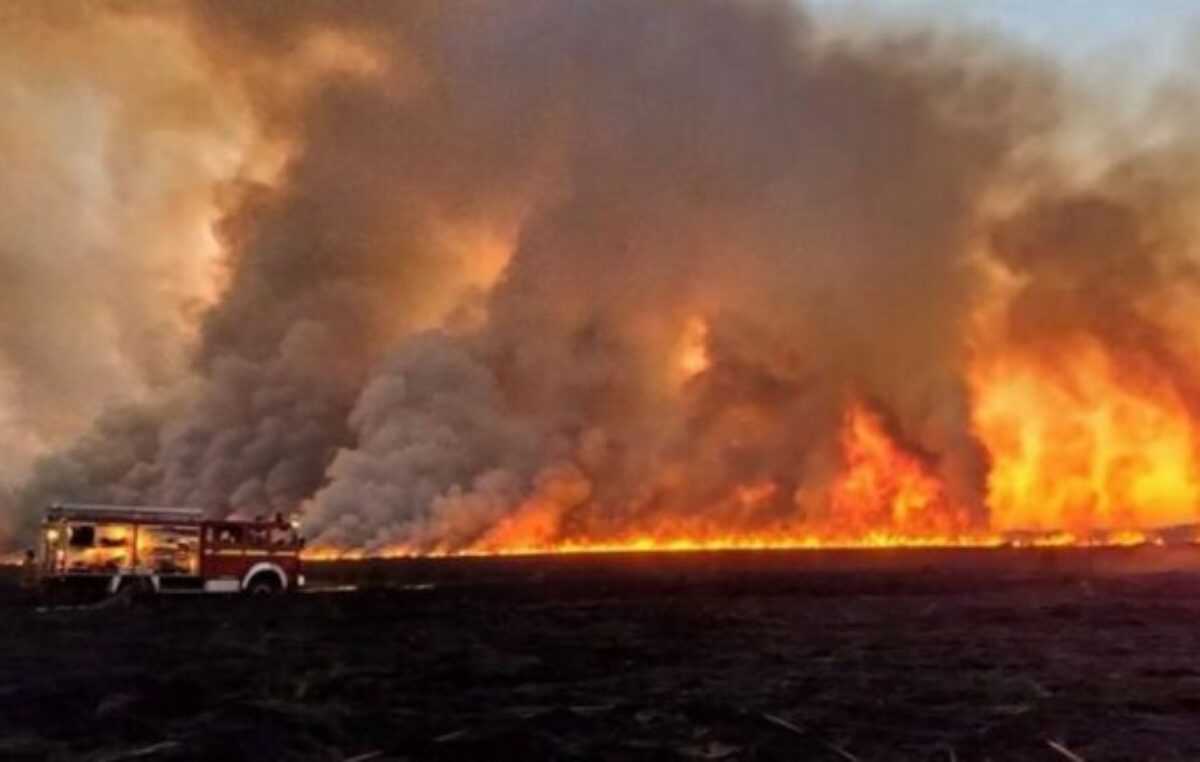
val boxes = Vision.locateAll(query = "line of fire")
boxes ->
[28,348,1200,589]
[27,334,1200,594]
[300,388,1200,561]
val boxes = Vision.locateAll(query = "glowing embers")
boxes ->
[972,347,1200,533]
[828,401,970,539]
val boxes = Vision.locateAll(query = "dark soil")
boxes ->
[3,548,1200,761]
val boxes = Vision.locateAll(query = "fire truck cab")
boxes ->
[39,503,305,598]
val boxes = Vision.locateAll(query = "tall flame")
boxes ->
[972,347,1200,533]
[828,401,970,539]
[305,313,1198,559]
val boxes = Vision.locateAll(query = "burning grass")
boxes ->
[302,528,1173,562]
[303,397,1194,561]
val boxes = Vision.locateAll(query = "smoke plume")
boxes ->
[0,3,248,479]
[4,0,1200,551]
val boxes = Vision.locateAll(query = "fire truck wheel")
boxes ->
[245,573,282,595]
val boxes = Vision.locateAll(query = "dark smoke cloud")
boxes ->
[988,150,1200,415]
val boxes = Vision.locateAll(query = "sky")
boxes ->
[810,0,1199,73]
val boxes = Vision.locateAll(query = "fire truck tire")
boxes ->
[245,572,282,595]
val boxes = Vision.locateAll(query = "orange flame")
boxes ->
[972,346,1200,534]
[305,320,1200,560]
[828,401,971,539]
[308,399,1009,560]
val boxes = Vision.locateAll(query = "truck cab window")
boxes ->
[246,527,270,548]
[270,526,299,547]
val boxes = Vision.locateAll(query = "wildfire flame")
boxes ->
[973,347,1200,533]
[304,383,1170,561]
[828,401,970,539]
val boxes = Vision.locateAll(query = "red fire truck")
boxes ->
[39,503,305,598]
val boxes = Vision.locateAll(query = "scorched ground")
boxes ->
[3,548,1200,761]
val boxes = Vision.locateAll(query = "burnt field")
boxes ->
[4,549,1200,760]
